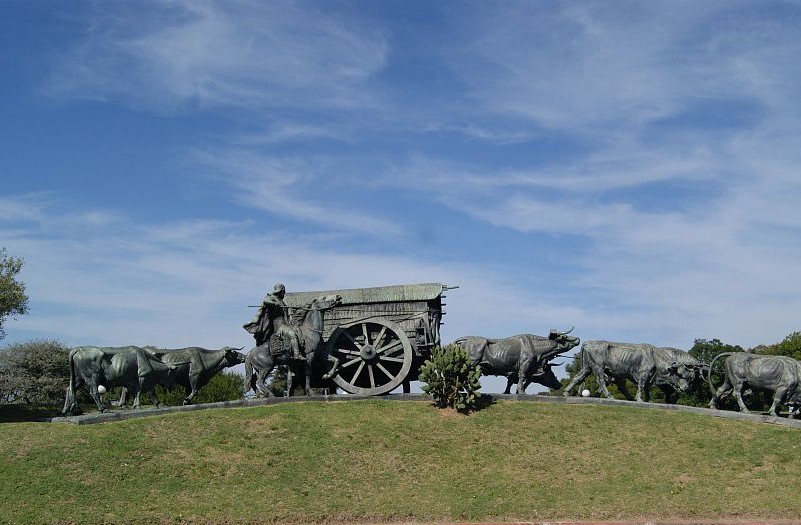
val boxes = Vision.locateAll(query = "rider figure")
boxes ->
[243,283,303,360]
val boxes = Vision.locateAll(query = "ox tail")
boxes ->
[706,352,734,398]
[62,349,78,416]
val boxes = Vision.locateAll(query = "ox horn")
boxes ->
[556,327,575,336]
[547,361,564,367]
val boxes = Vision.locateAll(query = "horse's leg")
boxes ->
[323,355,340,380]
[305,355,313,396]
[256,367,272,397]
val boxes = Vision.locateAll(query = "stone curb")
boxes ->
[49,393,801,429]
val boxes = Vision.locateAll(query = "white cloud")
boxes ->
[45,1,388,113]
[196,149,404,236]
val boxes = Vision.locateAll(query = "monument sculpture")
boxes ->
[563,340,704,403]
[708,352,801,417]
[453,329,580,394]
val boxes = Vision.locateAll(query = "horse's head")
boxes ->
[314,293,342,310]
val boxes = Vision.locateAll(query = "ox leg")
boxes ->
[768,388,787,417]
[131,388,143,409]
[89,384,106,413]
[732,382,750,413]
[563,366,591,396]
[634,373,652,403]
[516,360,534,395]
[118,387,128,407]
[660,385,679,405]
[287,369,294,397]
[592,365,614,399]
[504,377,515,395]
[62,382,83,416]
[710,377,733,410]
[615,378,634,401]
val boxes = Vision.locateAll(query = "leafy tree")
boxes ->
[0,248,30,341]
[685,338,745,407]
[0,339,70,405]
[755,332,801,361]
[419,344,481,412]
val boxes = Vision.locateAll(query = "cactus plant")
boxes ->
[419,344,482,412]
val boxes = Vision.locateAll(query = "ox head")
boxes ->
[546,327,581,358]
[221,346,247,367]
[529,362,563,390]
[665,361,705,392]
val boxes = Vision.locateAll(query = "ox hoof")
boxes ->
[182,399,193,406]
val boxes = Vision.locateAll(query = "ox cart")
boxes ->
[283,282,451,396]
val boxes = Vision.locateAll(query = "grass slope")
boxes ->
[1,400,800,524]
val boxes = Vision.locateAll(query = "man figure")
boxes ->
[244,283,303,360]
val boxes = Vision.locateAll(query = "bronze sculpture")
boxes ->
[454,329,580,394]
[244,293,342,396]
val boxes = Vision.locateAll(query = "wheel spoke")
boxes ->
[339,357,362,369]
[372,325,388,350]
[377,340,402,356]
[368,364,376,388]
[334,347,360,357]
[348,361,365,386]
[378,355,405,363]
[362,323,370,345]
[375,362,394,379]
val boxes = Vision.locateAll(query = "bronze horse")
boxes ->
[244,294,341,396]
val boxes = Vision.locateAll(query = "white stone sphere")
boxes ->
[97,385,107,394]
[581,389,590,397]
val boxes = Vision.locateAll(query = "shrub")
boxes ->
[419,344,481,412]
[0,339,70,405]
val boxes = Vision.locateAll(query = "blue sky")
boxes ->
[2,1,801,392]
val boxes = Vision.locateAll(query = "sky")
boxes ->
[2,1,801,393]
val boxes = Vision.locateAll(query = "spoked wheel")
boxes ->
[327,318,413,395]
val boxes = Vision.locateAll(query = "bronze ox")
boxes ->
[62,345,178,415]
[119,346,246,406]
[454,328,580,394]
[709,352,801,417]
[564,340,705,403]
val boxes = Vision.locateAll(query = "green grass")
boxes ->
[1,400,800,524]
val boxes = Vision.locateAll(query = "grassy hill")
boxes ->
[1,399,800,524]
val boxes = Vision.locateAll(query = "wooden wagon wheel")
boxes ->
[326,318,413,396]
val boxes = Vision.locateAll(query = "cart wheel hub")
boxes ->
[360,345,377,361]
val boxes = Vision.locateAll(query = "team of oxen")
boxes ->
[457,333,801,418]
[60,328,801,419]
[62,345,245,415]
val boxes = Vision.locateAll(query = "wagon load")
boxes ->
[284,282,449,396]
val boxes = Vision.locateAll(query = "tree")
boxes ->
[755,332,801,361]
[684,338,745,408]
[419,344,482,412]
[0,339,70,405]
[0,248,30,341]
